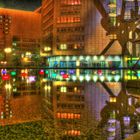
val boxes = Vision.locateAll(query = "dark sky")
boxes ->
[0,0,41,11]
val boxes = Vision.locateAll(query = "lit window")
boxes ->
[60,44,67,50]
[60,86,67,92]
[57,16,80,23]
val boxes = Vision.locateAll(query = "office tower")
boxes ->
[41,0,121,139]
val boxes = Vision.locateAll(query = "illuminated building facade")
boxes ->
[41,0,122,139]
[0,8,41,65]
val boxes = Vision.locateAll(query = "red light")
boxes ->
[21,72,28,77]
[62,74,69,79]
[2,74,11,80]
[39,70,44,75]
[97,70,102,75]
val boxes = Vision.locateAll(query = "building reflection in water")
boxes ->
[0,68,139,139]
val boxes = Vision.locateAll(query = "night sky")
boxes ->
[0,0,41,11]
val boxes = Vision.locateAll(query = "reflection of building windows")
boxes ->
[57,112,81,119]
[60,86,67,92]
[61,0,81,5]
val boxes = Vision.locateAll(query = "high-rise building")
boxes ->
[41,0,122,139]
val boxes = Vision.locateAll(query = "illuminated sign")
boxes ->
[2,74,11,80]
[10,71,16,76]
[28,76,36,82]
[39,70,44,75]
[62,74,69,79]
[21,72,28,77]
[1,69,7,75]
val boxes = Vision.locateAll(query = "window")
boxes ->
[61,0,81,5]
[60,44,67,50]
[57,16,80,23]
[60,86,67,92]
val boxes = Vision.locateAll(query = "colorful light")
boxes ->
[45,70,49,74]
[114,75,120,82]
[28,76,36,82]
[10,71,16,76]
[100,76,105,82]
[39,69,44,75]
[21,72,28,77]
[72,75,77,81]
[2,74,11,80]
[107,76,112,82]
[93,75,98,82]
[85,75,91,81]
[1,69,7,75]
[62,74,69,79]
[97,70,102,75]
[79,75,84,81]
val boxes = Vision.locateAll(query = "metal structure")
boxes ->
[93,0,140,138]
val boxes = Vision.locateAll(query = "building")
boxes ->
[41,0,122,139]
[0,8,41,65]
[0,8,41,122]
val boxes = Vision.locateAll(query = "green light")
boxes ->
[11,71,16,76]
[52,73,57,78]
[45,70,49,74]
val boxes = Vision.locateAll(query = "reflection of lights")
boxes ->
[138,122,140,130]
[72,75,77,81]
[110,97,116,103]
[85,75,90,81]
[28,76,36,82]
[2,74,11,80]
[93,76,98,82]
[0,61,7,65]
[44,85,51,90]
[44,46,51,51]
[108,119,116,123]
[26,79,29,84]
[39,69,44,75]
[114,75,120,82]
[44,85,47,90]
[107,76,112,82]
[13,78,16,82]
[4,48,12,53]
[13,88,17,92]
[79,75,84,81]
[42,78,47,82]
[123,116,130,127]
[1,69,7,75]
[23,57,29,62]
[25,51,31,56]
[100,76,105,82]
[107,127,116,132]
[5,83,12,90]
